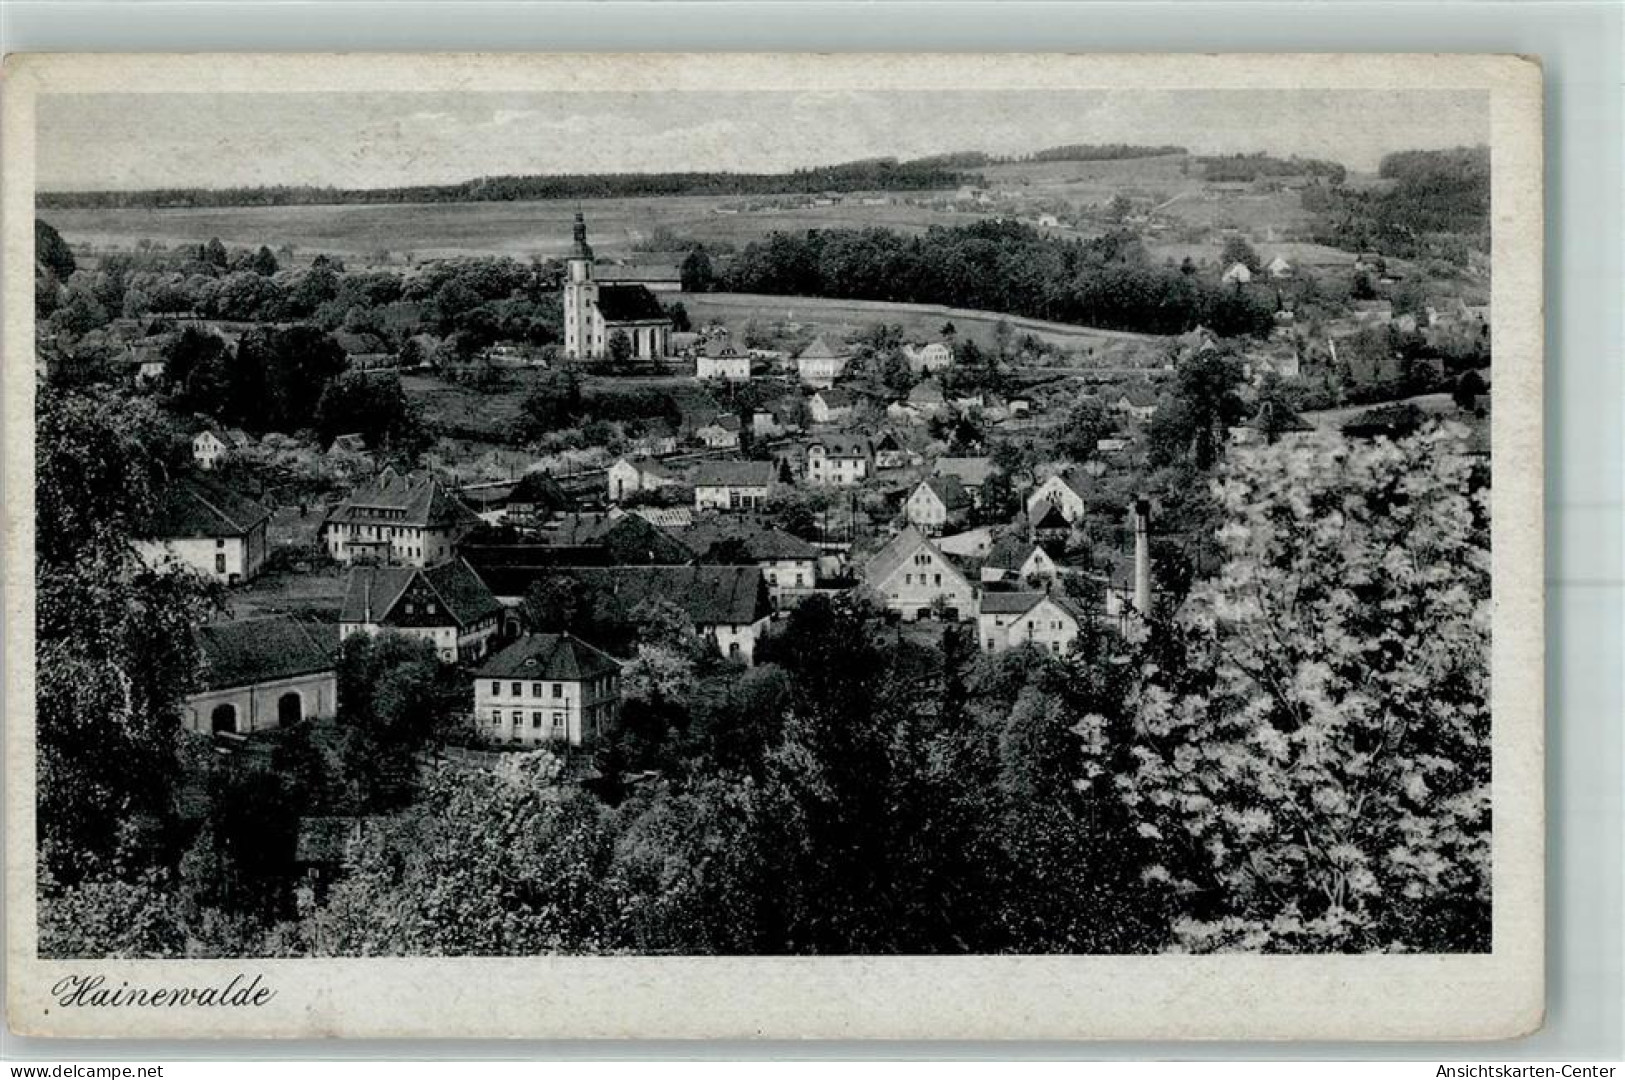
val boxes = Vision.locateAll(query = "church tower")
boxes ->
[562,212,599,360]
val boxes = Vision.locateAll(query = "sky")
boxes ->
[37,88,1489,192]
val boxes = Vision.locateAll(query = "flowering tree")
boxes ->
[1093,424,1491,952]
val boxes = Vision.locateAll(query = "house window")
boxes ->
[490,709,501,725]
[552,683,563,699]
[510,682,522,697]
[510,710,522,727]
[552,713,566,731]
[531,712,543,729]
[934,573,942,586]
[728,641,741,658]
[490,681,500,696]
[531,682,542,698]
[904,573,912,586]
[215,554,226,574]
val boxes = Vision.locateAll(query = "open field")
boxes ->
[680,291,1167,360]
[225,566,348,621]
[42,192,1006,264]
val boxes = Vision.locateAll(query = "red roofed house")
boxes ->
[136,476,271,585]
[473,632,622,747]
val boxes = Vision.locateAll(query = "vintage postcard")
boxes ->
[3,52,1543,1040]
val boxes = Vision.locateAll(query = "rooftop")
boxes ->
[195,615,335,692]
[146,476,271,540]
[477,632,622,682]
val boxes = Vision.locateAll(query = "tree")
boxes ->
[1220,235,1261,273]
[334,632,462,810]
[36,219,78,280]
[1051,398,1114,463]
[1147,351,1246,470]
[314,371,428,457]
[247,245,280,277]
[606,329,634,374]
[203,237,229,269]
[35,385,222,884]
[667,301,691,333]
[1098,426,1491,952]
[679,248,715,293]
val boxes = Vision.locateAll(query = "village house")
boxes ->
[627,419,680,458]
[685,523,819,598]
[692,460,777,512]
[809,387,855,426]
[696,337,752,381]
[906,378,948,414]
[607,455,681,502]
[136,476,271,585]
[935,456,996,507]
[796,336,850,388]
[977,591,1088,655]
[903,475,972,535]
[873,431,909,470]
[1025,468,1090,525]
[328,433,369,457]
[904,341,953,374]
[473,632,622,748]
[695,414,743,450]
[861,526,977,622]
[337,557,503,663]
[805,433,872,487]
[1031,503,1072,545]
[937,526,995,560]
[1221,262,1254,285]
[980,534,1059,585]
[186,615,337,736]
[333,331,394,371]
[191,427,251,471]
[322,470,482,567]
[1266,255,1295,279]
[561,213,672,362]
[1113,386,1161,422]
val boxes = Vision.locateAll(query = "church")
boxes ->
[561,213,672,363]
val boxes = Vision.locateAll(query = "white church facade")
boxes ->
[561,213,673,363]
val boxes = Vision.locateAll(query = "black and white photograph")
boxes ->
[3,52,1544,1040]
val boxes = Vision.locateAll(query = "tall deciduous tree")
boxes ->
[1097,425,1491,952]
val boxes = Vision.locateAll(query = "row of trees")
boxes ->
[720,221,1277,338]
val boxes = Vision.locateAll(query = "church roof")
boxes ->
[596,284,667,324]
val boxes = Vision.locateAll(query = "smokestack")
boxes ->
[1132,497,1152,619]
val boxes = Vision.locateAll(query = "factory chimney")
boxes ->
[1131,497,1152,619]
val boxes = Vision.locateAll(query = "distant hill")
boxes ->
[37,158,978,212]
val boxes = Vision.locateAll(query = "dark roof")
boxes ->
[422,558,504,626]
[815,388,854,408]
[326,472,482,531]
[463,514,693,568]
[918,475,971,511]
[980,590,1045,615]
[807,433,871,458]
[984,533,1043,571]
[596,284,667,324]
[1117,386,1161,408]
[685,523,818,563]
[477,632,622,682]
[874,431,904,452]
[704,337,746,359]
[1033,503,1071,531]
[195,615,335,692]
[333,331,389,356]
[908,380,946,405]
[936,456,994,488]
[700,414,743,433]
[475,565,770,626]
[692,460,776,488]
[147,476,271,540]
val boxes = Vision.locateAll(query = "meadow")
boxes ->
[43,191,996,264]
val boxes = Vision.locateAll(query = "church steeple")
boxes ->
[570,211,594,261]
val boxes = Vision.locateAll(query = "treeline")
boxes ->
[36,159,972,212]
[1304,145,1489,262]
[1027,143,1188,163]
[1198,153,1348,184]
[719,220,1276,338]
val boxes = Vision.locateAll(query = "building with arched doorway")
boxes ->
[185,615,337,736]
